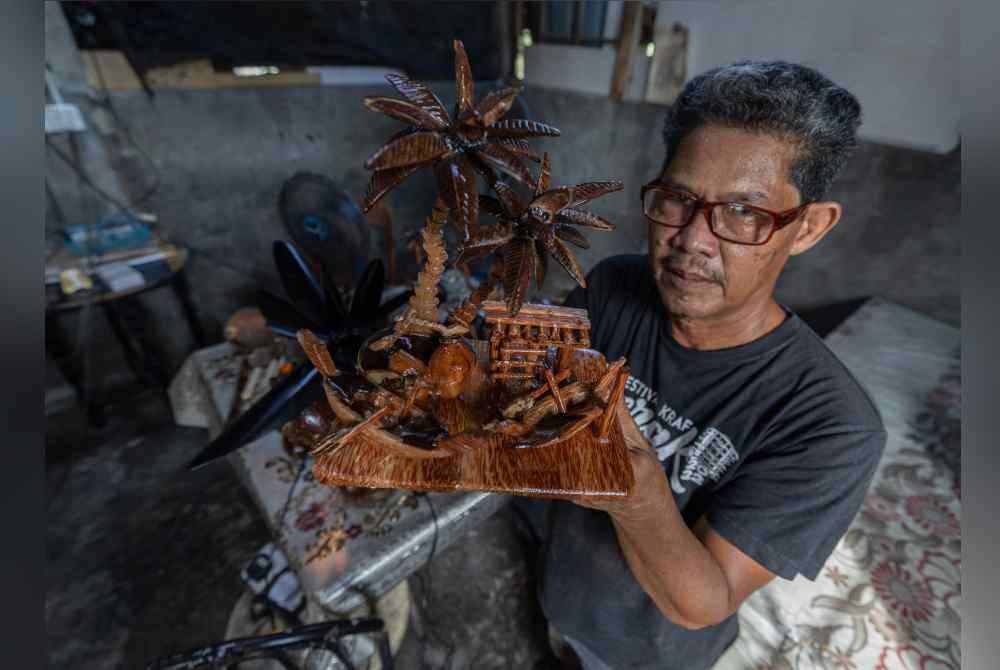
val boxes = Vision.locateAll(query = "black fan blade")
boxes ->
[256,289,321,337]
[320,259,348,324]
[350,259,385,323]
[188,365,324,471]
[273,241,327,326]
[375,288,413,319]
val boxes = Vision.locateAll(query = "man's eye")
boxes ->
[724,203,754,217]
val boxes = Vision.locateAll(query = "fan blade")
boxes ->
[554,207,615,231]
[453,40,475,115]
[350,259,386,323]
[434,157,478,238]
[503,237,535,315]
[488,119,561,139]
[477,143,535,187]
[555,225,591,249]
[256,289,320,337]
[188,365,324,471]
[319,260,348,324]
[364,131,455,171]
[363,96,447,130]
[545,236,588,287]
[570,181,624,206]
[375,288,413,318]
[384,73,450,127]
[273,241,327,326]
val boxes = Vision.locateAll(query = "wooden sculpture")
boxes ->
[299,40,634,498]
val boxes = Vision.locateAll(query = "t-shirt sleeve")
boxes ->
[561,255,639,346]
[705,427,886,580]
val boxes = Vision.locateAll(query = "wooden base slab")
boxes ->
[312,420,635,499]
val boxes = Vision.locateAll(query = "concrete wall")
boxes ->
[104,82,958,333]
[658,0,959,153]
[523,0,959,154]
[45,10,959,380]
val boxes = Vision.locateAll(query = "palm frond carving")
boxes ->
[362,39,561,237]
[454,153,623,315]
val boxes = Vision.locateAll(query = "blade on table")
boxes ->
[375,288,413,319]
[188,365,324,471]
[273,241,327,327]
[319,259,348,325]
[350,259,386,324]
[256,289,321,338]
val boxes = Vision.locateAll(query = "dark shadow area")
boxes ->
[796,297,871,338]
[46,393,271,668]
[47,391,553,669]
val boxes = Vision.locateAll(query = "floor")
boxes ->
[46,389,554,669]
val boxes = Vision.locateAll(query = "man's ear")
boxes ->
[789,202,842,256]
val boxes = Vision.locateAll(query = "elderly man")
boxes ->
[515,61,887,670]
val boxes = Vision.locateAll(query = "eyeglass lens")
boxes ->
[643,189,775,244]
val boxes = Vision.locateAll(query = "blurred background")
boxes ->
[44,2,958,669]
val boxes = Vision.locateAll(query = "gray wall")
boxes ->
[659,0,959,153]
[48,81,959,375]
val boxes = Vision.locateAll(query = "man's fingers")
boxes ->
[617,402,644,438]
[616,402,655,454]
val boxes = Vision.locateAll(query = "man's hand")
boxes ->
[565,401,778,629]
[569,403,672,523]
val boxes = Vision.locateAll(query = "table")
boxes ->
[47,244,205,424]
[169,341,508,615]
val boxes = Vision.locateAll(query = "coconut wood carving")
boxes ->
[299,40,634,498]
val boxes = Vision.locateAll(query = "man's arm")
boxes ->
[572,404,776,630]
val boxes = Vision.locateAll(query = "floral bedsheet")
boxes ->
[722,300,960,670]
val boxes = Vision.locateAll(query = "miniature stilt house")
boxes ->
[481,300,592,382]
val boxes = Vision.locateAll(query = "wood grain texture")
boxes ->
[311,330,634,499]
[312,418,633,499]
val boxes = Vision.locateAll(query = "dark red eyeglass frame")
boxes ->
[640,181,810,246]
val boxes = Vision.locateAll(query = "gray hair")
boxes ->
[662,61,862,203]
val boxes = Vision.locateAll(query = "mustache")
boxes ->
[659,256,723,283]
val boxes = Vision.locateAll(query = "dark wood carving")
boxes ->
[362,40,563,238]
[297,40,634,498]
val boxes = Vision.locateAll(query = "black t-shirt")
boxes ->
[515,254,886,670]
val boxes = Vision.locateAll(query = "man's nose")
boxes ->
[670,207,718,256]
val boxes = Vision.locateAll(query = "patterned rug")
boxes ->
[722,299,960,670]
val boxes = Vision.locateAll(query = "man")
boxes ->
[514,61,887,670]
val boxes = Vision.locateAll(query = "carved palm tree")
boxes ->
[451,153,623,316]
[362,39,562,237]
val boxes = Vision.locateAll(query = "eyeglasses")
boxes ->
[640,181,809,245]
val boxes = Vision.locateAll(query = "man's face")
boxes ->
[649,125,804,321]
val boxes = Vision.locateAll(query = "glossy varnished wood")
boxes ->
[312,417,633,499]
[309,335,635,499]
